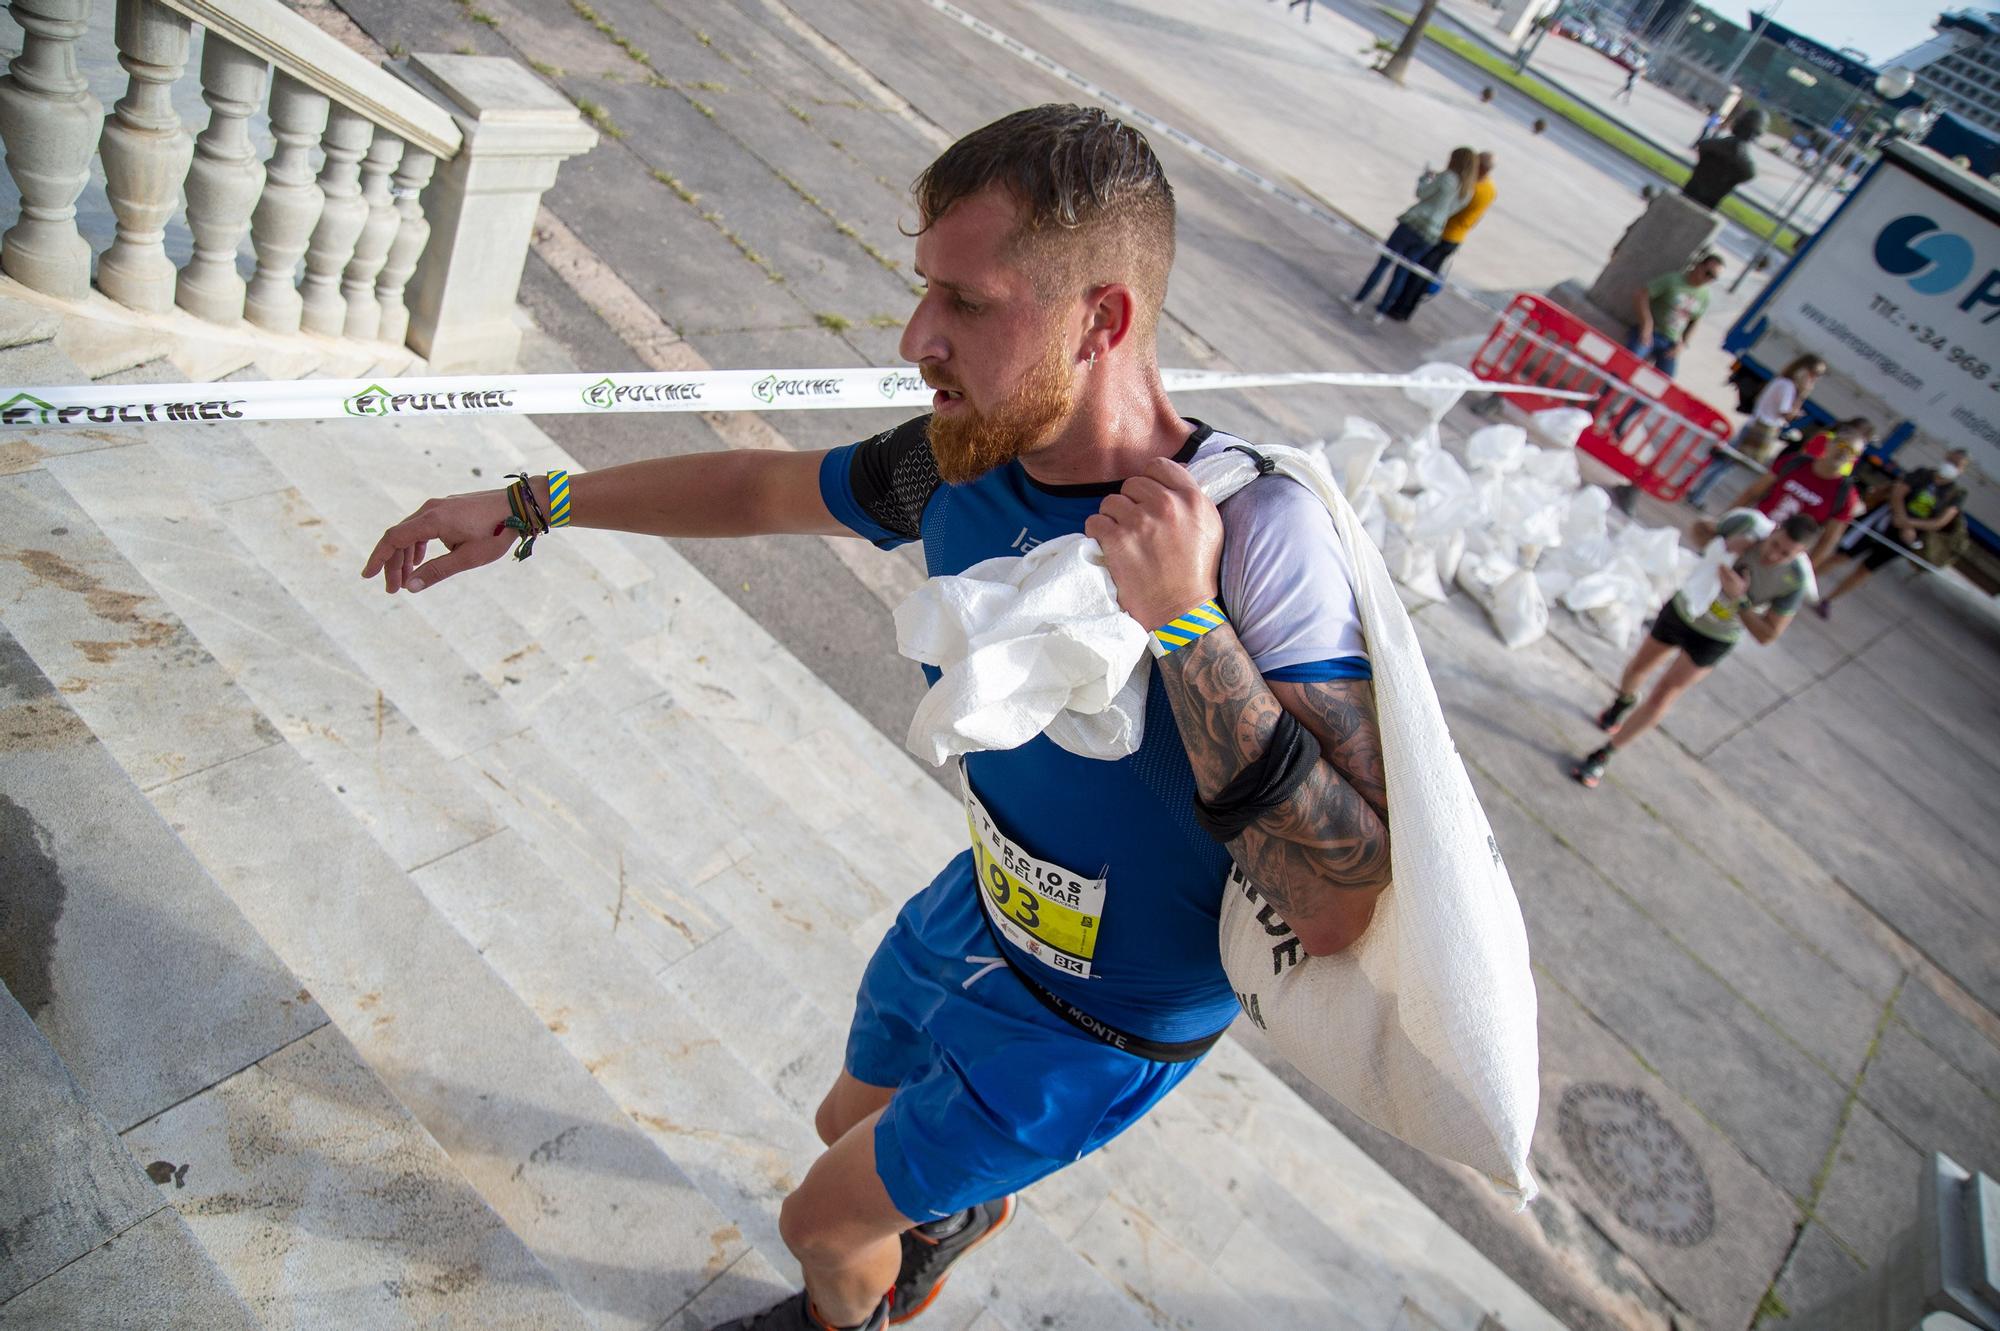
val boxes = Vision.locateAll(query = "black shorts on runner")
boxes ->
[1859,539,1903,573]
[1648,598,1734,669]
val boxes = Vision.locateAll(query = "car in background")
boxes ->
[1553,15,1596,42]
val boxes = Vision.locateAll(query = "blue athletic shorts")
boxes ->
[848,852,1209,1221]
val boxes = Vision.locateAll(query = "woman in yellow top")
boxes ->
[1383,151,1495,322]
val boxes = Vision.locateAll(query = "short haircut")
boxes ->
[910,105,1176,325]
[1780,513,1821,542]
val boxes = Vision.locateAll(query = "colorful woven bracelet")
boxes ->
[1148,599,1226,658]
[546,470,572,528]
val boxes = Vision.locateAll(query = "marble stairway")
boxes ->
[0,313,1559,1331]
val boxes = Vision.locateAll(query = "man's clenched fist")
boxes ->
[1084,456,1224,630]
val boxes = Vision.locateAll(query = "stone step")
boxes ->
[0,622,595,1327]
[266,411,1557,1329]
[0,978,258,1330]
[22,392,966,1299]
[0,467,754,1331]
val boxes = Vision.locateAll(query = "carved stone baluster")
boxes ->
[176,35,267,323]
[0,0,103,298]
[96,0,194,312]
[245,72,328,332]
[297,105,372,337]
[338,132,402,339]
[373,147,434,347]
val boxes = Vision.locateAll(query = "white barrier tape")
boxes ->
[0,365,1590,429]
[921,0,1479,308]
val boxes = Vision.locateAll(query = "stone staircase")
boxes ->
[0,314,1561,1330]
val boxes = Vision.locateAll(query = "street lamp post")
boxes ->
[1729,66,1916,293]
[1713,1,1782,95]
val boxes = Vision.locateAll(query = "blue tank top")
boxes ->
[820,417,1368,1042]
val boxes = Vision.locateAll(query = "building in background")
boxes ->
[1892,9,2000,135]
[1656,8,1877,130]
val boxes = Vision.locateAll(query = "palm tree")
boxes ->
[1379,0,1443,85]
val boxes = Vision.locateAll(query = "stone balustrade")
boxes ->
[0,0,597,372]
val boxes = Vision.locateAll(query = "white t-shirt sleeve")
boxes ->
[1752,377,1796,426]
[1217,474,1370,676]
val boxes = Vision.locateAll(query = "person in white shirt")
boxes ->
[1686,353,1824,508]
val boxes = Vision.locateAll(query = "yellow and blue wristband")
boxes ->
[1148,599,1226,658]
[546,470,572,528]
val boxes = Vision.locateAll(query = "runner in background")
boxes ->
[1814,448,1971,619]
[1575,512,1819,788]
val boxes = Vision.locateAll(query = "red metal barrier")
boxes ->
[1470,293,1732,503]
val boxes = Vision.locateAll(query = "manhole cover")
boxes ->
[1557,1083,1715,1247]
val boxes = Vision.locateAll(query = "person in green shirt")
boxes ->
[1627,252,1722,376]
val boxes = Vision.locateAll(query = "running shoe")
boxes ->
[1597,693,1638,733]
[891,1196,1016,1324]
[1813,599,1831,621]
[1572,746,1612,789]
[709,1290,887,1331]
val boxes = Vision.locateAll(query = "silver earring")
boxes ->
[1088,351,1097,368]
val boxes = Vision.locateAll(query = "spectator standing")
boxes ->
[1814,448,1971,618]
[1628,252,1722,375]
[1350,147,1476,323]
[1686,354,1825,507]
[1384,152,1496,321]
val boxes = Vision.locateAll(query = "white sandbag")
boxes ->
[1415,448,1474,498]
[1199,447,1538,1205]
[1402,360,1480,417]
[1455,549,1517,607]
[1381,491,1419,532]
[1433,527,1466,588]
[1384,530,1448,603]
[1465,423,1530,474]
[1585,599,1641,648]
[1561,486,1611,546]
[1616,524,1684,592]
[1325,417,1390,495]
[1530,406,1592,449]
[1488,569,1550,649]
[1561,568,1634,613]
[1535,563,1576,602]
[1492,476,1568,553]
[1369,456,1410,496]
[1522,446,1581,490]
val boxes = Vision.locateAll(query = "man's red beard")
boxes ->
[925,339,1076,485]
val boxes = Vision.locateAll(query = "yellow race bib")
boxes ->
[965,780,1108,979]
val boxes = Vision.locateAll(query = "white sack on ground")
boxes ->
[1465,423,1529,474]
[1489,569,1550,649]
[1530,406,1592,448]
[893,443,1541,1202]
[1325,416,1390,495]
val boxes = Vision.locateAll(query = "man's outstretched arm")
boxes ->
[362,449,845,593]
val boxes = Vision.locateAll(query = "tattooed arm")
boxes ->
[1153,627,1390,955]
[1086,455,1389,956]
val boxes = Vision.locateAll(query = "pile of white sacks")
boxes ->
[1309,364,1699,652]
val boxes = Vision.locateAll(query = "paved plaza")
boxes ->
[5,0,1996,1326]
